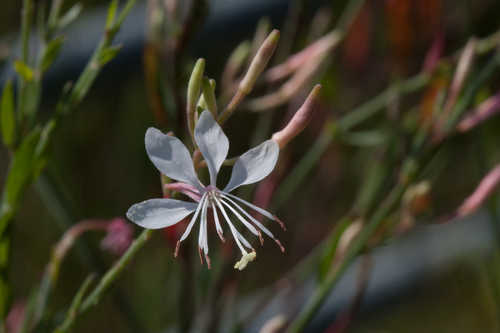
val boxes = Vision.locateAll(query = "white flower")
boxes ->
[127,111,285,269]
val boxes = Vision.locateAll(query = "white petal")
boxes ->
[223,140,279,192]
[126,198,198,229]
[145,128,201,188]
[194,111,229,186]
[180,194,207,242]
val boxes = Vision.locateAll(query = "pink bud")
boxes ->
[457,164,500,217]
[6,300,26,333]
[457,91,500,132]
[271,84,322,149]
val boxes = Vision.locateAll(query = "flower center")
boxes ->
[205,188,220,205]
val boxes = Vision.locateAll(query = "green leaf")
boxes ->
[57,3,82,29]
[98,45,122,66]
[1,80,16,148]
[1,128,41,225]
[41,36,64,72]
[106,0,119,30]
[14,60,35,81]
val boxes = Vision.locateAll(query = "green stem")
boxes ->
[79,229,153,314]
[288,174,412,332]
[53,275,95,333]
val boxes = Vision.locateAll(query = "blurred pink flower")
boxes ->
[101,218,134,256]
[6,300,25,333]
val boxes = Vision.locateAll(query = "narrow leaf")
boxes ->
[41,36,64,72]
[1,80,16,148]
[14,60,35,81]
[106,0,119,30]
[2,128,41,221]
[98,45,122,66]
[57,3,83,29]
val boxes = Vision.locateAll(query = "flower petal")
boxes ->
[223,139,279,192]
[194,111,229,186]
[126,198,198,229]
[145,128,201,188]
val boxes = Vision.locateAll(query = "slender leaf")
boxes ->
[0,128,41,235]
[1,80,16,148]
[106,0,119,30]
[41,36,64,72]
[98,45,122,66]
[57,3,83,29]
[14,60,35,81]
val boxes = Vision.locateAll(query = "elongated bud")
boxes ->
[271,84,321,148]
[187,58,205,140]
[457,91,500,132]
[457,164,500,217]
[239,29,280,94]
[265,31,341,83]
[201,77,217,117]
[443,39,476,114]
[218,30,280,125]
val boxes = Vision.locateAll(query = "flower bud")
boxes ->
[239,30,280,94]
[200,77,217,117]
[271,84,322,149]
[457,91,500,132]
[187,58,205,138]
[457,164,500,217]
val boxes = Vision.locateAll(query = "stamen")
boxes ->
[210,202,225,242]
[275,239,285,253]
[221,196,275,238]
[198,247,204,264]
[223,198,285,252]
[222,192,287,230]
[213,196,247,254]
[273,216,287,231]
[179,194,207,242]
[198,198,209,254]
[220,200,259,235]
[205,253,212,269]
[175,240,180,258]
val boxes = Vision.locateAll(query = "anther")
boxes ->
[205,253,212,269]
[274,239,285,253]
[274,215,287,231]
[174,240,181,258]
